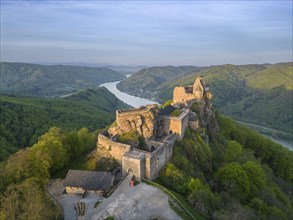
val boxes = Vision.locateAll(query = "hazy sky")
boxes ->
[1,0,292,66]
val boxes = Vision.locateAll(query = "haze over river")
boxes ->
[100,79,292,151]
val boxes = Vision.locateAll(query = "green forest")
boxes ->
[1,103,292,219]
[158,112,292,219]
[0,62,126,97]
[0,62,292,220]
[0,127,97,219]
[0,87,129,161]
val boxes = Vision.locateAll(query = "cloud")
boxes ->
[1,0,292,65]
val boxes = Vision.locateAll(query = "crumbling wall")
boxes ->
[173,77,205,105]
[97,133,131,164]
[109,106,156,139]
[173,87,196,104]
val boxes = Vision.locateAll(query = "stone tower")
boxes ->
[193,77,205,99]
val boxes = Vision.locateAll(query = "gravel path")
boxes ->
[48,176,181,220]
[89,175,181,220]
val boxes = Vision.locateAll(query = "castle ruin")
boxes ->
[97,77,210,180]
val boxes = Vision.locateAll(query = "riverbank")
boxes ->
[236,120,293,151]
[99,80,158,108]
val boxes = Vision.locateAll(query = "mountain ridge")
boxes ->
[0,62,126,97]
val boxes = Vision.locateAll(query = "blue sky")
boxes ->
[1,0,292,66]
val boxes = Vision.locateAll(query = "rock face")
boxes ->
[189,112,199,131]
[191,97,219,141]
[108,105,157,139]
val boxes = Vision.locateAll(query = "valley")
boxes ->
[0,88,129,161]
[117,62,293,135]
[1,2,292,220]
[0,62,292,220]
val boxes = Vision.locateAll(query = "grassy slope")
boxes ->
[0,62,126,97]
[0,87,130,161]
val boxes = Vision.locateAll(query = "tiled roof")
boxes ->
[63,170,113,190]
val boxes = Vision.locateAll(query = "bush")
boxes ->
[158,163,188,194]
[171,109,182,117]
[224,140,242,162]
[216,162,250,198]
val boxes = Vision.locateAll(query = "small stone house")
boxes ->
[64,170,114,194]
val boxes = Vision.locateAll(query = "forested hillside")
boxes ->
[117,66,203,99]
[1,78,292,220]
[0,127,97,219]
[158,108,293,219]
[0,62,126,97]
[118,62,293,133]
[0,87,129,161]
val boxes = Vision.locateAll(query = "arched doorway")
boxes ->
[127,168,134,174]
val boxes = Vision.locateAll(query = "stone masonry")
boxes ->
[97,77,208,180]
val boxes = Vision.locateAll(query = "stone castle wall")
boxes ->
[145,146,165,179]
[122,150,146,180]
[173,77,205,105]
[173,87,197,104]
[98,132,176,180]
[97,133,131,164]
[160,109,190,140]
[109,106,156,139]
[97,77,207,181]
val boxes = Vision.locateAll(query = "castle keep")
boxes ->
[97,77,210,180]
[173,77,211,106]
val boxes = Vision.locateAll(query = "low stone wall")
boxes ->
[97,133,131,164]
[98,132,176,180]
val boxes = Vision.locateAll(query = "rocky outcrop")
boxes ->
[108,106,157,139]
[191,97,219,141]
[189,112,199,131]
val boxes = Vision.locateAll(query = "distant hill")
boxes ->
[100,65,147,75]
[118,62,293,134]
[117,66,204,99]
[0,87,130,161]
[0,62,126,97]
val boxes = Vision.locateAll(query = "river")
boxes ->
[99,79,292,151]
[99,78,158,108]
